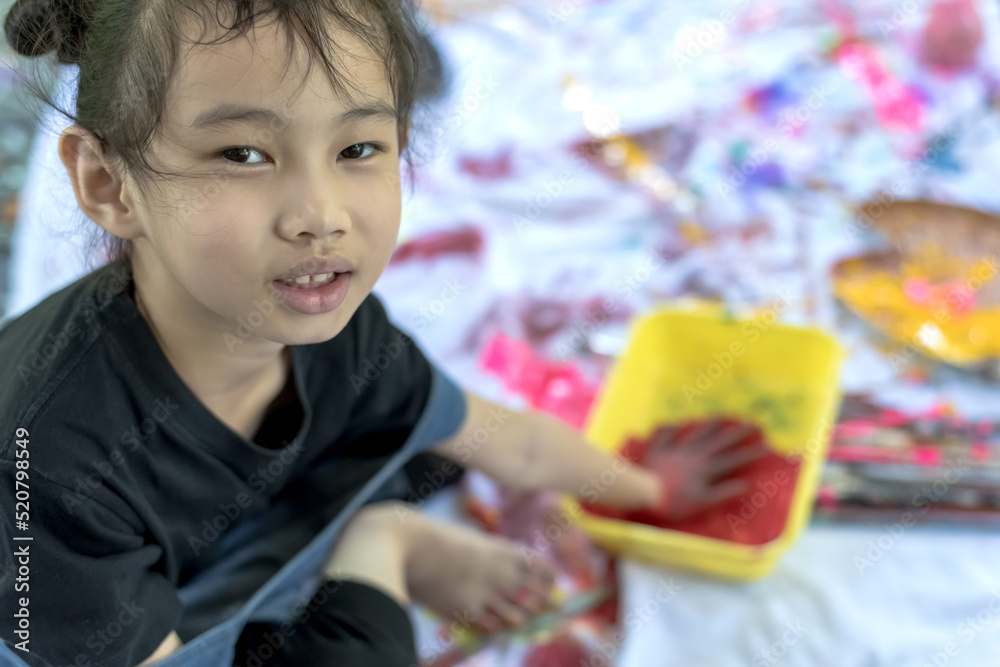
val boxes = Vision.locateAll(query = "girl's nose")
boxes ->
[276,169,353,242]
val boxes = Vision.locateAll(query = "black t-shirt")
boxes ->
[0,256,446,666]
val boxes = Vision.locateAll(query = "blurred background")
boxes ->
[4,0,1000,665]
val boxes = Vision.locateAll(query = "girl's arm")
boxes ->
[429,390,660,508]
[429,390,766,518]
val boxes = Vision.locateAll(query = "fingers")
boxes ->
[510,585,551,615]
[511,558,556,614]
[704,443,770,478]
[700,478,750,505]
[486,596,529,630]
[646,420,716,466]
[473,610,504,634]
[698,421,760,456]
[672,419,719,447]
[646,424,681,458]
[519,558,556,593]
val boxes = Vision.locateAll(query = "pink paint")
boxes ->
[835,420,879,439]
[827,445,900,463]
[903,277,977,316]
[837,42,924,134]
[480,332,599,429]
[878,409,910,427]
[821,0,859,39]
[912,446,942,466]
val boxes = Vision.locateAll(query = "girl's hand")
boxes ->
[645,419,770,522]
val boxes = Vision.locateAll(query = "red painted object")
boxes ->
[582,419,801,546]
[389,225,484,264]
[920,0,983,71]
[459,150,514,180]
[522,634,590,667]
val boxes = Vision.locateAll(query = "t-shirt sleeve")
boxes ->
[0,469,183,667]
[337,293,467,459]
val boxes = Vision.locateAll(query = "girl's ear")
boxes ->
[58,126,146,241]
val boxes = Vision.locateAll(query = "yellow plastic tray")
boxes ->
[563,302,844,580]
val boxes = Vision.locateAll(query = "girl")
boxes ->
[0,1,765,665]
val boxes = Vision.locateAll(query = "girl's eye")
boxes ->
[340,142,381,160]
[219,147,268,164]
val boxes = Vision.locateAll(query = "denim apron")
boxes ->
[1,365,467,667]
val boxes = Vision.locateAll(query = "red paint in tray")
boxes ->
[581,418,802,546]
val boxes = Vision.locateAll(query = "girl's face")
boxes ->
[130,15,402,348]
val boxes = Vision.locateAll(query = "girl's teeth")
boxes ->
[285,272,335,286]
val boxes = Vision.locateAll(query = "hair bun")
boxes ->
[4,0,89,64]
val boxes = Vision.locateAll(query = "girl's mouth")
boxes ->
[272,271,352,314]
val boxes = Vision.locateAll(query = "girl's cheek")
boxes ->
[175,184,261,240]
[191,172,235,209]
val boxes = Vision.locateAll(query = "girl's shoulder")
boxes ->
[0,259,131,438]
